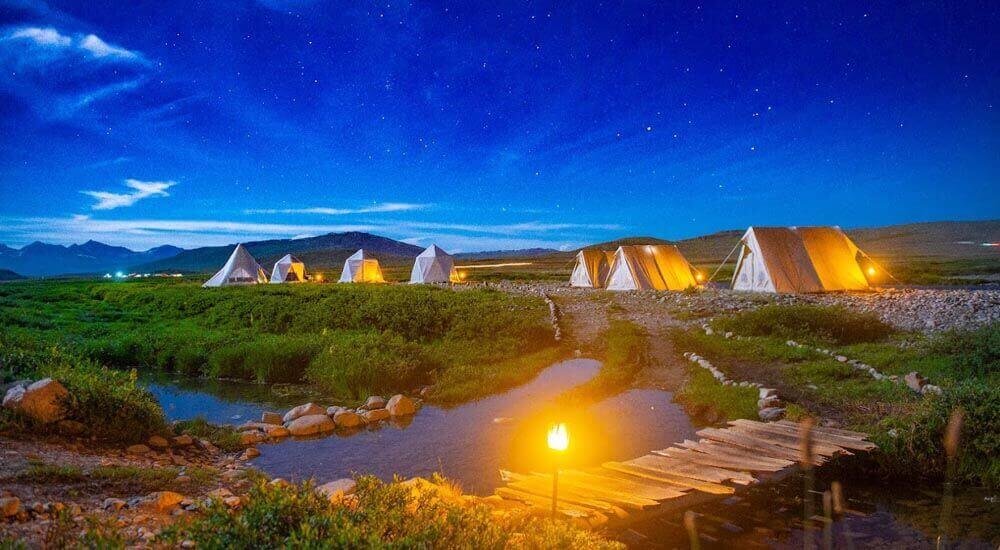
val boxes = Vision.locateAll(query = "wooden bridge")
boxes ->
[496,419,876,527]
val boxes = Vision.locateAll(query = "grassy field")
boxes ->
[673,305,998,488]
[0,279,560,408]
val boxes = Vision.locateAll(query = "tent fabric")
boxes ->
[338,249,385,283]
[270,254,306,283]
[409,244,459,284]
[605,245,700,291]
[731,226,870,293]
[569,249,615,288]
[203,244,267,287]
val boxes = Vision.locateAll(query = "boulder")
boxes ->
[147,435,170,449]
[171,435,194,447]
[143,491,185,513]
[283,402,326,423]
[332,409,364,428]
[241,447,260,460]
[239,431,267,445]
[385,395,416,417]
[103,498,127,512]
[261,412,283,425]
[904,372,927,392]
[264,425,290,438]
[0,497,22,518]
[317,478,357,502]
[758,388,778,400]
[361,396,387,410]
[758,407,786,422]
[326,406,344,417]
[361,408,390,423]
[4,378,69,423]
[286,414,336,436]
[127,444,151,455]
[223,496,243,509]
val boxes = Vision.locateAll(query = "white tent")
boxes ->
[605,245,701,291]
[409,244,459,284]
[270,254,306,283]
[731,226,874,293]
[569,249,615,288]
[338,249,385,283]
[203,244,267,287]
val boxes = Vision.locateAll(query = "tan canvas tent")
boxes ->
[731,226,874,293]
[605,245,701,291]
[409,244,459,284]
[203,244,267,287]
[338,249,385,283]
[270,254,306,283]
[569,249,615,288]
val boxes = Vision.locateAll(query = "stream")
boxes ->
[145,359,998,548]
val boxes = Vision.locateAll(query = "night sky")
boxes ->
[1,1,997,251]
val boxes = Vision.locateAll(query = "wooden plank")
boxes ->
[696,428,824,465]
[594,468,696,494]
[627,454,756,485]
[774,419,870,439]
[601,461,735,495]
[522,472,662,510]
[504,479,625,514]
[730,420,876,451]
[725,423,849,457]
[655,447,782,473]
[494,487,595,518]
[562,469,688,501]
[676,440,795,470]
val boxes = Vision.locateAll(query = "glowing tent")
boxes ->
[605,245,701,291]
[338,249,385,283]
[409,244,459,284]
[203,244,267,287]
[731,226,875,293]
[270,254,306,283]
[569,249,615,288]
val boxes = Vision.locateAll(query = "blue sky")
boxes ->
[0,0,996,252]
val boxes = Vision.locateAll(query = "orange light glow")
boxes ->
[695,272,704,282]
[314,273,324,283]
[547,423,568,452]
[867,267,876,276]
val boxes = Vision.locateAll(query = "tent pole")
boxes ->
[708,240,742,283]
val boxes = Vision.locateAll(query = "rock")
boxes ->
[921,384,943,396]
[261,411,283,425]
[0,497,22,517]
[757,397,782,409]
[147,435,170,449]
[286,414,336,436]
[904,372,927,392]
[264,424,290,438]
[223,496,242,509]
[361,408,390,423]
[206,488,233,501]
[385,395,416,416]
[758,407,786,422]
[835,355,848,362]
[332,409,364,428]
[102,498,127,512]
[758,388,778,400]
[326,406,344,417]
[361,396,387,410]
[3,378,69,423]
[56,419,86,435]
[127,444,151,455]
[282,402,326,423]
[317,478,357,502]
[171,434,193,447]
[143,491,185,513]
[240,447,260,460]
[239,431,267,445]
[269,478,291,488]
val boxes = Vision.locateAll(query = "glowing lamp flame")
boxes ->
[314,273,324,282]
[695,272,704,282]
[547,423,568,452]
[867,267,876,276]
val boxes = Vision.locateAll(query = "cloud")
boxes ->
[245,203,429,215]
[82,179,176,210]
[5,26,144,63]
[78,34,138,60]
[10,27,70,47]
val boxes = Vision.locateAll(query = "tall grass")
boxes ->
[713,304,894,345]
[561,320,648,403]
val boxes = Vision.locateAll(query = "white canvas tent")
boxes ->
[731,226,874,293]
[270,254,306,283]
[569,249,615,288]
[203,244,267,287]
[409,244,459,284]
[338,249,385,283]
[605,245,701,291]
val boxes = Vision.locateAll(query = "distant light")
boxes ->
[867,267,876,276]
[114,271,125,278]
[695,272,704,282]
[547,423,568,452]
[314,273,324,283]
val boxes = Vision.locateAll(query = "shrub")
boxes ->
[713,304,894,345]
[306,331,433,399]
[174,417,244,452]
[159,476,621,549]
[927,323,999,379]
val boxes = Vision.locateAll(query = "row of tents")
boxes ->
[203,244,459,287]
[571,226,883,293]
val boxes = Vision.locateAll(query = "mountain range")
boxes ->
[1,220,996,277]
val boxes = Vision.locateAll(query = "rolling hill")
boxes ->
[0,241,184,277]
[0,269,25,281]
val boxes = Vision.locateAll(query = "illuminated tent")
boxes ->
[731,226,874,293]
[203,244,267,287]
[338,249,385,283]
[270,254,306,283]
[409,244,459,284]
[606,245,701,291]
[569,249,615,288]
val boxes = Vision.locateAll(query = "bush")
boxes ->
[927,323,999,379]
[158,476,621,549]
[714,304,894,345]
[307,331,433,399]
[174,417,243,452]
